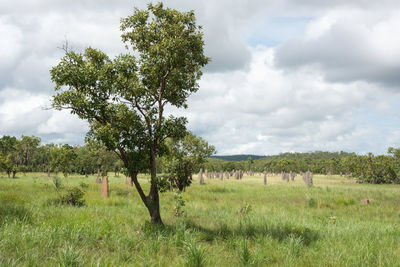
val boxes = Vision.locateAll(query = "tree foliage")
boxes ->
[163,132,215,191]
[0,135,121,177]
[50,2,209,224]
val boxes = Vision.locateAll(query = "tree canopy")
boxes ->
[50,2,209,224]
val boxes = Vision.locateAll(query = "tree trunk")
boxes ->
[12,170,16,178]
[7,171,10,178]
[95,168,102,183]
[119,146,163,225]
[47,168,50,178]
[148,184,163,224]
[178,183,184,192]
[198,168,203,184]
[263,171,267,185]
[148,147,163,225]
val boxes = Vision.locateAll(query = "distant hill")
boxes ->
[210,154,267,161]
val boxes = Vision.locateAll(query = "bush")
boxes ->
[51,187,85,207]
[173,191,185,217]
[79,182,89,190]
[308,198,317,208]
[52,177,63,190]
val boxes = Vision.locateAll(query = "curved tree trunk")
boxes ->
[128,166,163,225]
[119,145,163,225]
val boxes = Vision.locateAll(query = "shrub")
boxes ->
[173,191,185,217]
[79,182,89,190]
[52,177,63,190]
[50,187,85,207]
[308,198,317,208]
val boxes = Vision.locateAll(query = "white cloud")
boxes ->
[1,0,400,154]
[275,8,400,87]
[0,88,50,135]
[0,18,22,64]
[179,46,396,155]
[0,88,87,144]
[37,110,88,135]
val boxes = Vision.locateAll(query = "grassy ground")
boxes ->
[0,172,399,266]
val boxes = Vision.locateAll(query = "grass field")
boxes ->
[0,173,399,266]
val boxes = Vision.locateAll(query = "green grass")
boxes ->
[0,172,399,266]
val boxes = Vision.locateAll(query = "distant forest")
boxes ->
[205,150,400,184]
[211,155,267,161]
[1,135,400,184]
[211,151,355,162]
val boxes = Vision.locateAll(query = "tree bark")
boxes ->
[148,146,163,225]
[117,134,163,225]
[148,184,163,224]
[178,183,184,192]
[129,170,161,224]
[263,171,267,185]
[95,168,102,183]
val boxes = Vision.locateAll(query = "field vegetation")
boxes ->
[1,172,399,266]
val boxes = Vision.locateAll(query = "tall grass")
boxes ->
[0,173,399,266]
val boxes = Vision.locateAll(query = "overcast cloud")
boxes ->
[1,0,400,155]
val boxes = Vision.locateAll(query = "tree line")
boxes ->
[204,150,400,184]
[0,135,119,177]
[0,133,214,182]
[3,134,397,185]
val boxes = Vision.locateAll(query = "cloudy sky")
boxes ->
[1,0,400,155]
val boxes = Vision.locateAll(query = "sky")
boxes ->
[1,0,400,155]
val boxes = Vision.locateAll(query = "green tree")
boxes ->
[82,140,118,177]
[74,144,97,176]
[247,157,254,171]
[0,136,18,157]
[0,154,4,171]
[3,154,15,178]
[34,144,54,174]
[388,147,400,158]
[50,145,77,177]
[15,135,41,173]
[0,136,18,177]
[50,2,209,224]
[163,132,215,191]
